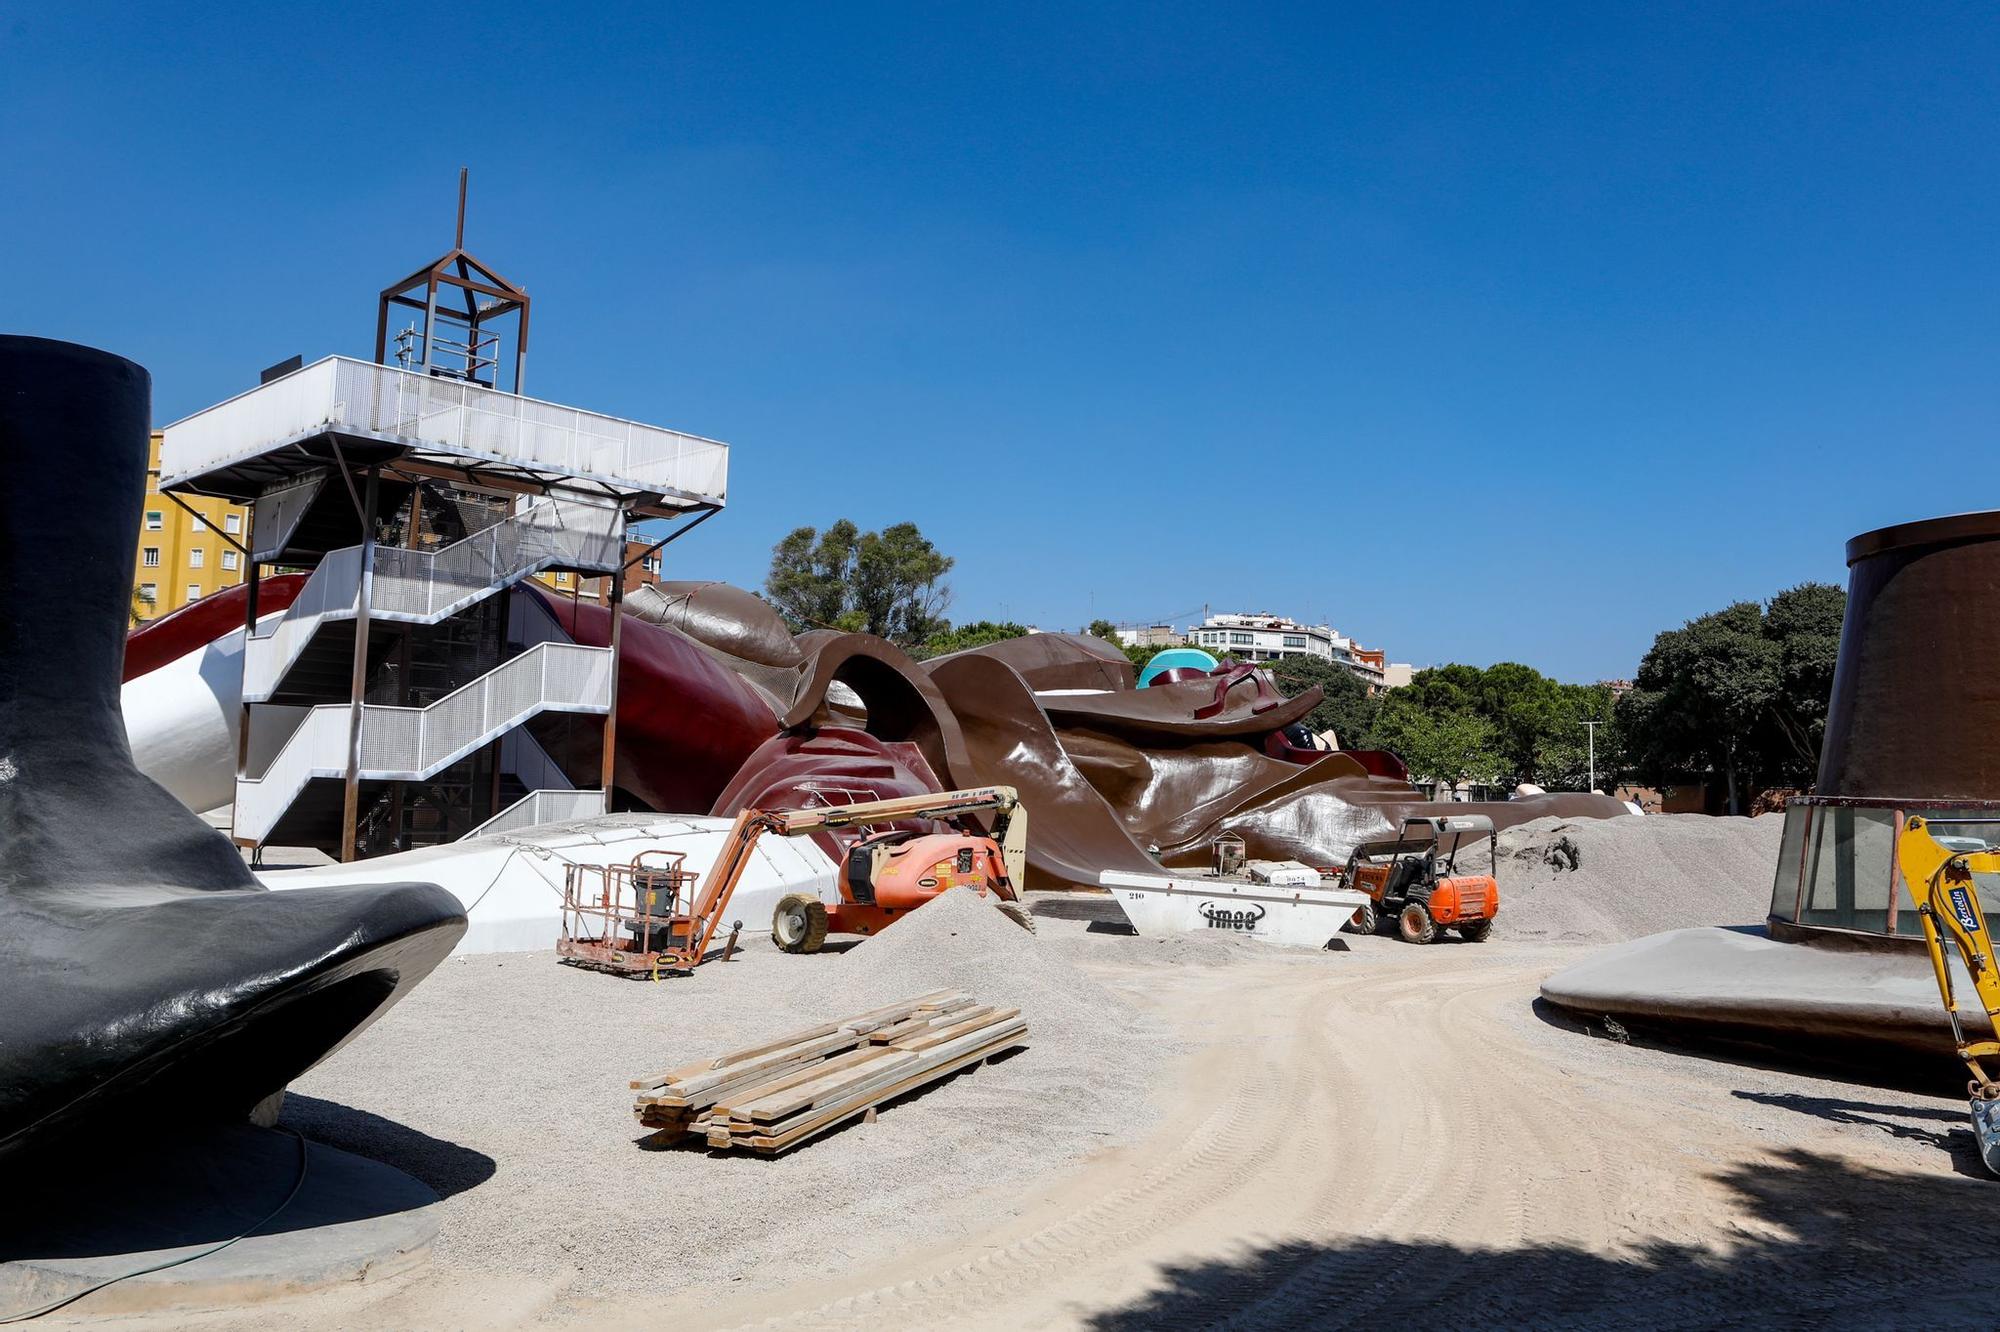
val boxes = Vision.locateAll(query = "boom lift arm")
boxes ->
[1895,815,2000,1174]
[670,786,1026,970]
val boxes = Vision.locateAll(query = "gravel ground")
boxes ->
[1458,812,1785,944]
[280,890,1179,1299]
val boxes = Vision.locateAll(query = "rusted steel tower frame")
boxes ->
[373,169,531,392]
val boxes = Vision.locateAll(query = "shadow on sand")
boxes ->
[1086,1147,2000,1329]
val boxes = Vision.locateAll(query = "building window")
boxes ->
[188,548,204,568]
[1283,635,1307,648]
[191,515,206,532]
[224,514,241,535]
[221,551,239,571]
[643,554,662,575]
[186,584,201,602]
[1231,632,1254,646]
[555,571,571,586]
[139,582,157,604]
[142,547,160,567]
[145,511,163,531]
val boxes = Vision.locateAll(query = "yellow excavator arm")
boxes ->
[1897,815,2000,1079]
[1896,815,2000,1177]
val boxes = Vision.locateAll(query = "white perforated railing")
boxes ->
[161,356,729,504]
[468,789,608,839]
[243,494,622,702]
[234,642,612,843]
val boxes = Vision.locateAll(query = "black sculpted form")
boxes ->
[0,336,466,1160]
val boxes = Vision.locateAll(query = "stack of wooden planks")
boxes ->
[630,991,1026,1155]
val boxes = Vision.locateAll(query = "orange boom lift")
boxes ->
[558,786,1029,976]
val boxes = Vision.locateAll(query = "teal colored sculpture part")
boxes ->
[1137,646,1219,687]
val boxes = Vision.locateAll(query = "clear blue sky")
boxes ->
[5,3,1995,681]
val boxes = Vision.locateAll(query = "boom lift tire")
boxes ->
[994,899,1037,933]
[1398,902,1438,945]
[1456,918,1494,943]
[1346,901,1380,936]
[772,894,830,954]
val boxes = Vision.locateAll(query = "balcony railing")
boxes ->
[469,789,609,839]
[243,493,622,701]
[235,642,613,843]
[162,356,728,506]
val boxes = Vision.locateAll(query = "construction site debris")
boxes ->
[1459,813,1782,944]
[633,991,1026,1154]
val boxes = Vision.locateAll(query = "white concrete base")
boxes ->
[261,813,839,956]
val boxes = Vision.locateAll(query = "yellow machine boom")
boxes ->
[1895,815,2000,1174]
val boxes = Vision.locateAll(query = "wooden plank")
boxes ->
[747,1020,1026,1134]
[629,1020,845,1089]
[735,1050,923,1123]
[708,1044,905,1116]
[629,992,967,1089]
[669,1030,862,1096]
[890,1008,1021,1054]
[742,1027,1027,1153]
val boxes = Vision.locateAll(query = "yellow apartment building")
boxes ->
[133,431,248,622]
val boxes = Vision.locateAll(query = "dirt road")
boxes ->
[104,927,2000,1330]
[694,935,2000,1330]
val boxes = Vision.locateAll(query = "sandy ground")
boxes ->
[48,900,2000,1330]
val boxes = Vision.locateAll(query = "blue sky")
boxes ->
[5,3,1994,681]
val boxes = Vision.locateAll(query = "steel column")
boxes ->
[340,466,381,862]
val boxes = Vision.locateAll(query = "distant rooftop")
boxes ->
[161,356,728,518]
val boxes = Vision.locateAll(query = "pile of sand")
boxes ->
[283,889,1170,1298]
[1465,813,1784,944]
[789,888,1141,1045]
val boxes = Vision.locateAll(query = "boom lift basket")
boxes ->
[559,850,711,976]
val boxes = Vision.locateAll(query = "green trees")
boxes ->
[1616,582,1845,812]
[1266,655,1382,748]
[764,520,954,648]
[1363,664,1616,791]
[1371,698,1500,789]
[917,621,1031,659]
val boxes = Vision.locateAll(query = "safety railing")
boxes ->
[468,789,608,839]
[234,642,612,843]
[243,493,622,701]
[161,355,729,505]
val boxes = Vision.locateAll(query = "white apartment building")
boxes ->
[1185,612,1412,690]
[1114,623,1185,649]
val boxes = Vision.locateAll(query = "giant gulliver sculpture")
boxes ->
[119,518,1626,891]
[0,336,467,1160]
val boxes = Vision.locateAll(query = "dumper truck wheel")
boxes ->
[1345,901,1379,935]
[772,894,830,954]
[1398,902,1438,945]
[1457,918,1495,943]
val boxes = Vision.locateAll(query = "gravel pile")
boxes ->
[1465,813,1784,945]
[790,887,1146,1040]
[283,891,1168,1298]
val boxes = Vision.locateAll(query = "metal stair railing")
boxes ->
[468,789,608,839]
[243,493,622,702]
[234,641,613,844]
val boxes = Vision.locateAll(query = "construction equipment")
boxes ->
[557,786,1029,975]
[1338,814,1500,944]
[1895,815,2000,1175]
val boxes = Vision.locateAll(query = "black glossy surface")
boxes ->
[0,335,466,1160]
